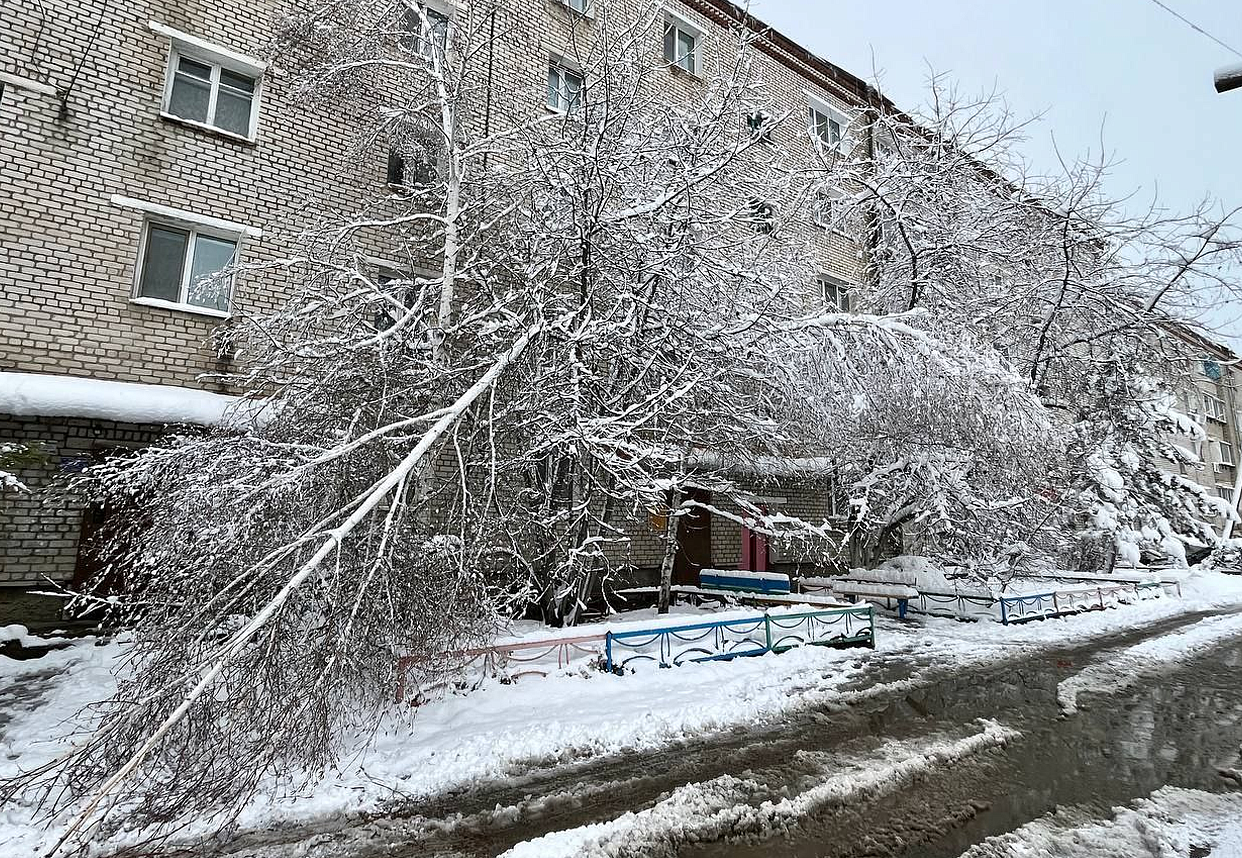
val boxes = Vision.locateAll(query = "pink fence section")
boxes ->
[395,632,606,703]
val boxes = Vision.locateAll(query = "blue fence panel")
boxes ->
[604,606,874,672]
[765,606,874,651]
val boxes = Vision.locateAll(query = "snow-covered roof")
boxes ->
[0,371,245,428]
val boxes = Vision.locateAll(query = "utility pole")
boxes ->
[1216,63,1242,93]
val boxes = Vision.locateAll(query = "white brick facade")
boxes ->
[0,0,885,607]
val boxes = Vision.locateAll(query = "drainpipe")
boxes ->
[1219,365,1242,542]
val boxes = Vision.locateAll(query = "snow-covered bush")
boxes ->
[0,442,45,496]
[1204,538,1242,572]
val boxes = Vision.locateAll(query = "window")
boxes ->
[386,149,406,186]
[547,61,583,113]
[386,125,440,189]
[151,23,265,140]
[135,222,239,315]
[663,17,701,75]
[1203,359,1224,380]
[746,109,772,142]
[559,0,590,12]
[811,186,847,231]
[1204,394,1228,423]
[818,275,851,312]
[386,147,436,188]
[1221,441,1235,466]
[163,53,259,138]
[1217,485,1235,501]
[402,3,450,58]
[807,97,849,153]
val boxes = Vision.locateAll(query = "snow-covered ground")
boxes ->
[1058,610,1242,714]
[958,786,1242,857]
[504,720,1018,858]
[2,568,1241,854]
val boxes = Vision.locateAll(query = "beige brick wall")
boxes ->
[1166,351,1241,510]
[0,415,172,591]
[2,0,366,390]
[1,0,877,593]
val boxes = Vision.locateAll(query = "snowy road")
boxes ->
[211,606,1242,858]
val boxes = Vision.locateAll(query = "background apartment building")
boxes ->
[1163,324,1242,528]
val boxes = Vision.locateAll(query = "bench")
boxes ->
[832,580,920,619]
[699,568,791,595]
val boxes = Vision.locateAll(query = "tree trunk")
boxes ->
[657,488,682,615]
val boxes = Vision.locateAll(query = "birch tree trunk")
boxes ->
[656,487,682,615]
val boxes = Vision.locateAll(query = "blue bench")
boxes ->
[699,568,791,595]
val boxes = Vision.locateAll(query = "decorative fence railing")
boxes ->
[395,632,606,703]
[910,590,999,620]
[802,575,1179,625]
[997,582,1171,624]
[603,606,874,672]
[396,605,876,701]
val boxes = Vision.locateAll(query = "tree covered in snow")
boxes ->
[814,75,1242,568]
[1067,366,1227,569]
[14,2,1058,844]
[0,442,43,496]
[21,6,1239,847]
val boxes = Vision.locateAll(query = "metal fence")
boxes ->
[395,632,606,703]
[603,605,875,672]
[997,581,1170,624]
[804,575,1179,625]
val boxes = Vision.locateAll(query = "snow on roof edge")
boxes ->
[0,371,250,429]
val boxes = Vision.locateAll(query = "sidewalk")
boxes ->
[2,568,1241,856]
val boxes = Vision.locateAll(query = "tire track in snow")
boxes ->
[1057,611,1242,715]
[501,719,1019,858]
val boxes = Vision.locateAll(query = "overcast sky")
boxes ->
[751,0,1242,345]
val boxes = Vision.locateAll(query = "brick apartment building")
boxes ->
[1,0,1234,622]
[1162,324,1242,525]
[1,0,369,621]
[0,0,886,622]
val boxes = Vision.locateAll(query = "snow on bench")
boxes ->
[831,581,920,600]
[699,568,791,595]
[831,580,920,619]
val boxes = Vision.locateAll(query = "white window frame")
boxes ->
[546,57,584,114]
[1221,440,1235,466]
[1205,394,1228,423]
[817,274,852,312]
[150,22,265,142]
[558,0,591,14]
[113,195,258,319]
[812,185,849,233]
[132,222,242,318]
[662,12,703,76]
[807,92,851,155]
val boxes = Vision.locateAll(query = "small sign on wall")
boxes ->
[58,455,92,473]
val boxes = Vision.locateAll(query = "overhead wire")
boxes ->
[1146,0,1242,59]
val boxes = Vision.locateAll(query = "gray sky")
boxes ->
[752,0,1242,345]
